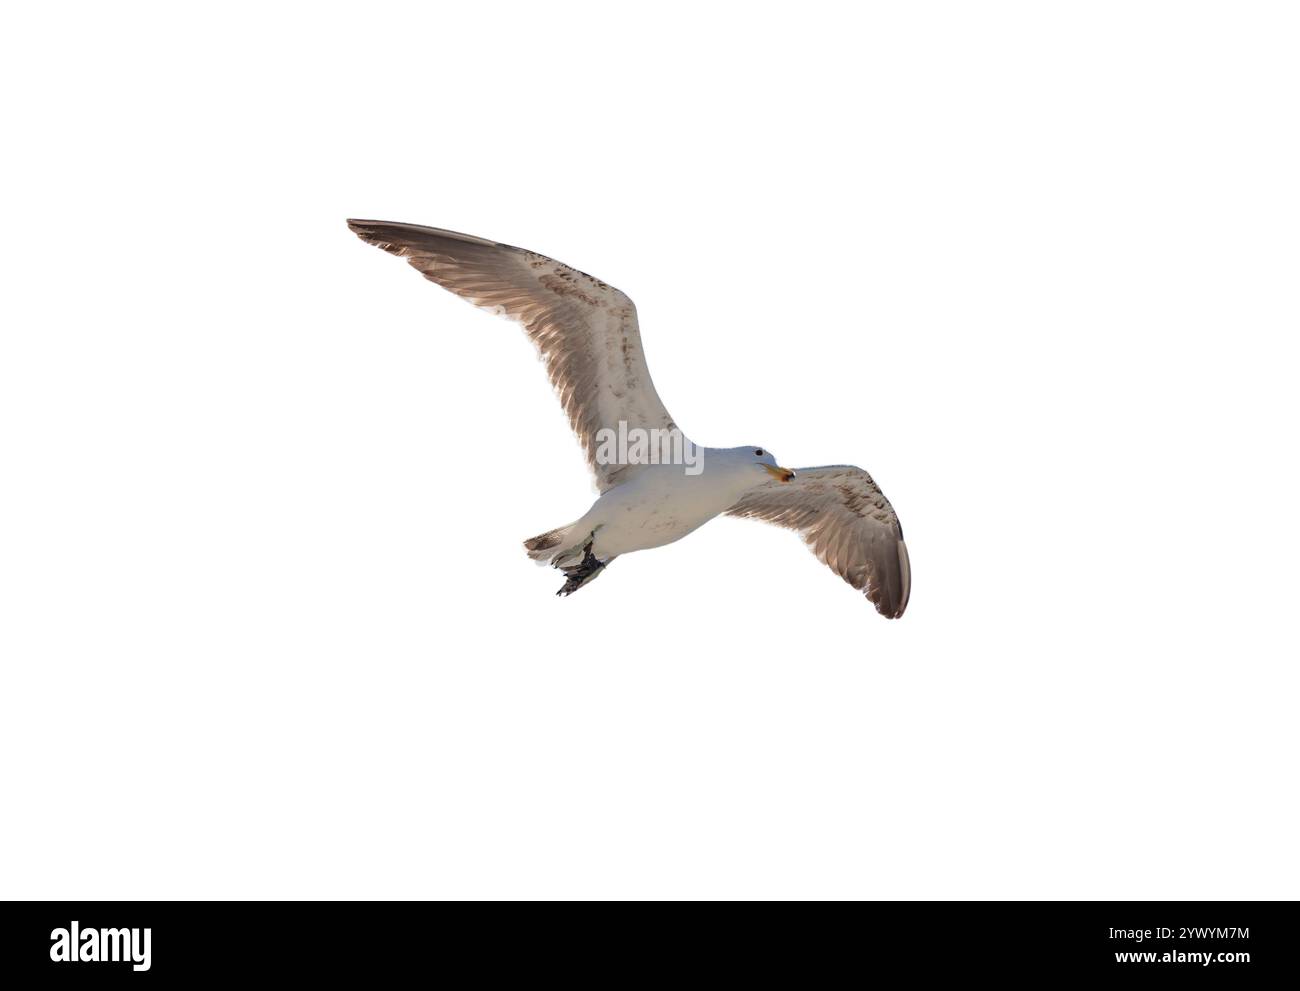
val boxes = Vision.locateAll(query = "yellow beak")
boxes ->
[762,464,796,482]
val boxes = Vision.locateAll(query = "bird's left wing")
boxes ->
[726,465,911,618]
[347,219,679,492]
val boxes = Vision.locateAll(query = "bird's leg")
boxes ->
[555,539,608,597]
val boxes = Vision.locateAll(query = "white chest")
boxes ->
[590,463,757,556]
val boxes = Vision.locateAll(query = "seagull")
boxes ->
[347,220,911,618]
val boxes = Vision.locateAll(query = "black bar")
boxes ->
[0,900,1287,982]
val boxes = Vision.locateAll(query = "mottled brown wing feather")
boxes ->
[347,219,678,492]
[726,465,911,618]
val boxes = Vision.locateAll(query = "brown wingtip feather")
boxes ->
[346,218,412,256]
[894,539,911,618]
[347,219,392,252]
[346,218,506,253]
[863,537,910,619]
[872,538,910,619]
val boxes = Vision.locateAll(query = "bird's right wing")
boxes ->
[348,219,679,492]
[726,465,911,618]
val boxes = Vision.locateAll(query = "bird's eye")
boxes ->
[754,449,764,456]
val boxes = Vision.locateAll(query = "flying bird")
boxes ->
[347,220,910,618]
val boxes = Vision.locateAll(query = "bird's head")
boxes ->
[746,446,795,483]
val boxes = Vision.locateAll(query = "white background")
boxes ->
[2,2,1297,900]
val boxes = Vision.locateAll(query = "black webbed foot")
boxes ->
[556,541,607,596]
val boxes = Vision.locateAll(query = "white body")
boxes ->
[569,448,778,560]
